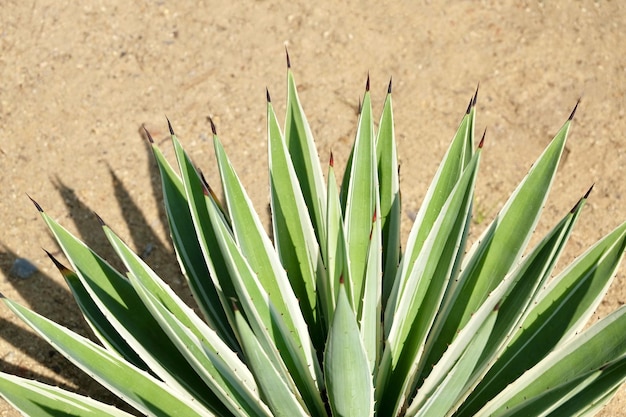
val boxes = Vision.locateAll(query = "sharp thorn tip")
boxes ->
[208,116,217,135]
[142,125,154,143]
[569,99,580,121]
[27,194,43,212]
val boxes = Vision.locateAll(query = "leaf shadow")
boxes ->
[0,131,181,415]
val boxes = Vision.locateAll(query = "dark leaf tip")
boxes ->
[285,46,291,69]
[584,183,594,199]
[27,194,43,212]
[478,128,486,148]
[208,116,217,135]
[266,88,271,103]
[365,73,370,92]
[44,249,69,272]
[465,98,472,115]
[166,117,175,136]
[329,151,334,168]
[387,76,392,94]
[94,212,106,226]
[142,124,154,143]
[339,275,345,285]
[473,82,480,107]
[568,99,580,121]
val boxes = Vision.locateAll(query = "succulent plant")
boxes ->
[1,54,625,416]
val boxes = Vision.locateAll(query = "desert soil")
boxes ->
[1,1,625,415]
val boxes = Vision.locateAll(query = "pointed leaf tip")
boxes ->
[208,116,217,135]
[473,82,480,107]
[166,117,175,135]
[339,275,345,285]
[388,76,392,94]
[93,212,106,226]
[569,99,580,121]
[329,151,334,167]
[266,88,271,103]
[365,73,370,92]
[44,249,70,273]
[142,125,154,143]
[466,98,472,115]
[478,128,486,148]
[570,184,594,213]
[285,46,291,68]
[27,194,43,212]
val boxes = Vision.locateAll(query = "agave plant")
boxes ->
[1,54,626,417]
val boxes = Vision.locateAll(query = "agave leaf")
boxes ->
[234,307,310,417]
[193,134,327,416]
[0,372,135,417]
[284,65,327,254]
[385,96,475,329]
[411,309,498,417]
[212,126,319,368]
[477,305,626,416]
[455,191,589,416]
[343,86,377,312]
[375,80,401,306]
[376,143,481,415]
[103,224,268,416]
[547,357,626,417]
[360,191,383,374]
[325,282,375,417]
[425,112,574,377]
[46,252,148,372]
[325,152,351,313]
[35,208,219,409]
[464,219,626,415]
[150,138,237,349]
[267,96,323,340]
[170,132,242,342]
[1,298,211,417]
[489,357,626,417]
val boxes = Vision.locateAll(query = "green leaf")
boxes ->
[375,81,401,307]
[324,152,350,316]
[0,372,135,417]
[2,298,211,417]
[385,97,475,329]
[45,252,148,372]
[343,88,376,312]
[103,224,269,417]
[376,144,481,415]
[268,98,323,342]
[213,129,317,362]
[456,191,589,417]
[150,140,237,349]
[466,219,626,415]
[426,114,572,377]
[477,306,626,416]
[235,307,309,417]
[36,209,219,410]
[284,67,327,254]
[325,282,374,417]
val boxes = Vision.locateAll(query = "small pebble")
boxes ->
[10,258,38,279]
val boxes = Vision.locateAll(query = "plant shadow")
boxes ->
[0,131,185,415]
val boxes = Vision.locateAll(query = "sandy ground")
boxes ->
[1,1,625,415]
